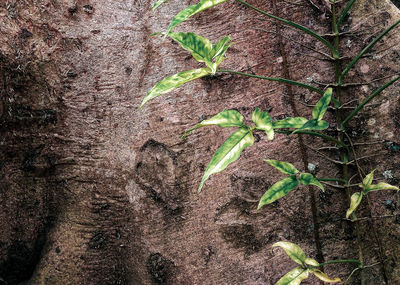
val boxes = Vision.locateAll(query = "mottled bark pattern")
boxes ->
[1,0,399,284]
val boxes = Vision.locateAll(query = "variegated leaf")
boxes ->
[304,258,319,267]
[210,36,231,59]
[299,173,324,192]
[362,169,376,188]
[311,269,341,283]
[276,267,309,285]
[364,182,399,194]
[199,128,254,192]
[272,117,308,129]
[166,0,230,34]
[273,241,308,265]
[166,32,213,68]
[312,88,332,121]
[182,110,244,139]
[292,119,329,134]
[153,0,168,10]
[140,68,210,109]
[265,160,298,175]
[252,108,274,140]
[258,176,299,209]
[346,192,363,218]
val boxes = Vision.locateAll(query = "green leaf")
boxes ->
[272,117,308,129]
[213,40,232,69]
[258,176,299,209]
[153,0,168,10]
[252,108,274,140]
[273,241,307,265]
[304,258,319,267]
[182,110,244,139]
[166,0,230,34]
[165,32,213,68]
[312,88,332,121]
[199,128,254,192]
[292,119,329,134]
[362,169,376,188]
[346,192,363,219]
[265,160,299,175]
[340,20,400,82]
[337,0,356,27]
[161,32,231,74]
[276,267,309,285]
[342,75,400,127]
[364,182,399,194]
[235,0,338,58]
[140,68,210,109]
[210,36,231,59]
[299,173,324,192]
[311,269,341,283]
[332,97,340,108]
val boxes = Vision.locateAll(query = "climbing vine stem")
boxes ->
[216,69,325,94]
[234,0,339,58]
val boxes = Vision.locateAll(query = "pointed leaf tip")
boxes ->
[272,241,307,265]
[292,119,329,134]
[166,0,230,34]
[346,192,363,218]
[258,176,299,209]
[312,269,341,283]
[252,108,274,140]
[299,173,324,192]
[153,0,168,10]
[276,267,309,285]
[210,36,231,60]
[265,160,299,175]
[198,128,254,192]
[304,258,319,267]
[364,182,399,193]
[362,169,376,188]
[272,117,308,129]
[312,88,332,121]
[182,110,244,139]
[141,68,210,108]
[166,32,213,68]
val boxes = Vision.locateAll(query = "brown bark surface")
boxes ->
[1,0,400,284]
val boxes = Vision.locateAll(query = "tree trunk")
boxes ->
[1,0,400,284]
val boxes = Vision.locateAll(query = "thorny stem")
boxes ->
[216,69,324,94]
[331,0,365,285]
[331,1,365,284]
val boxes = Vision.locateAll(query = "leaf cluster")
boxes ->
[346,170,399,219]
[182,94,331,196]
[273,241,341,284]
[258,160,323,209]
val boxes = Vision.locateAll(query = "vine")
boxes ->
[141,0,400,283]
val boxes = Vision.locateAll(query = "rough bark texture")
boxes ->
[1,0,400,284]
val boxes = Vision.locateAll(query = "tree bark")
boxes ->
[1,0,400,284]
